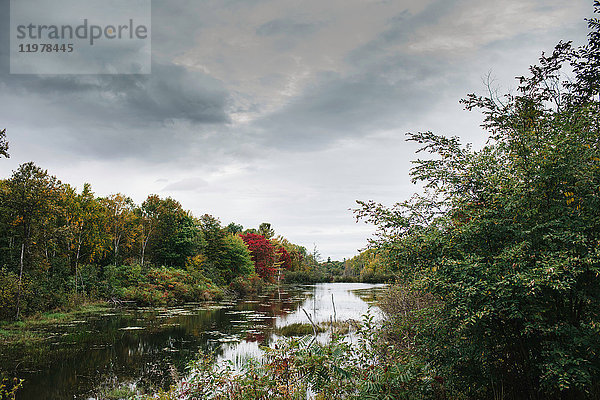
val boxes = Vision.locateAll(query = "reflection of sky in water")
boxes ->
[276,283,385,326]
[218,283,386,367]
[3,283,386,399]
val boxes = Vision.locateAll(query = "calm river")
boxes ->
[1,283,386,400]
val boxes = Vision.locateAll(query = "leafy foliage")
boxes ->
[355,5,600,399]
[257,222,275,239]
[240,233,278,282]
[0,171,305,319]
[0,129,8,159]
[120,266,223,306]
[143,313,436,400]
[141,195,203,268]
[0,376,23,400]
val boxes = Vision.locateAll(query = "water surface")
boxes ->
[0,283,385,400]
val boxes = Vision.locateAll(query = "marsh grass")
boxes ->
[97,383,138,400]
[0,301,111,345]
[274,322,324,337]
[274,319,361,337]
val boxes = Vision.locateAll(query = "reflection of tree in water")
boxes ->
[351,286,387,306]
[3,286,315,400]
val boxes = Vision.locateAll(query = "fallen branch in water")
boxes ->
[302,308,318,347]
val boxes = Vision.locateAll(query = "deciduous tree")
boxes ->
[0,129,9,158]
[2,163,61,318]
[240,233,277,282]
[356,4,600,398]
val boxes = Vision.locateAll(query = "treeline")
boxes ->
[340,249,393,283]
[0,161,328,320]
[286,249,396,284]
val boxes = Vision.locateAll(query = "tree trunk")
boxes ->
[141,235,147,267]
[75,228,82,294]
[16,242,24,319]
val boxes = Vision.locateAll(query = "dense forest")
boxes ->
[0,151,388,321]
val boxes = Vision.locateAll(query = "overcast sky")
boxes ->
[0,0,592,260]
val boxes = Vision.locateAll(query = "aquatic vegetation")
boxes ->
[144,313,436,400]
[274,322,324,337]
[97,383,138,400]
[111,266,224,306]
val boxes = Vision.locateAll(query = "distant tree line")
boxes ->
[0,158,330,319]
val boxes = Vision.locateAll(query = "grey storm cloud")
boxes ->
[2,0,581,162]
[257,73,456,151]
[253,71,426,149]
[2,62,230,124]
[251,10,466,151]
[0,56,231,162]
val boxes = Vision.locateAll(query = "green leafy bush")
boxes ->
[355,6,600,398]
[0,268,69,320]
[229,274,267,296]
[359,270,395,284]
[104,264,144,296]
[0,270,21,320]
[121,267,222,306]
[146,313,436,400]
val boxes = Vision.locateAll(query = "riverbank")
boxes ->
[135,285,409,400]
[0,283,385,400]
[0,301,111,346]
[0,280,264,347]
[0,277,357,346]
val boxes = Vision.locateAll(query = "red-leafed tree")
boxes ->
[239,233,277,282]
[275,246,293,283]
[276,247,292,270]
